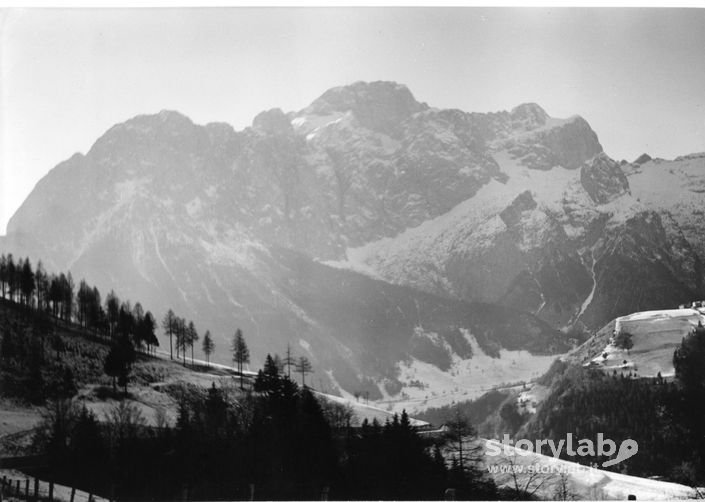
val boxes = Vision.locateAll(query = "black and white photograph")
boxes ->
[1,4,705,500]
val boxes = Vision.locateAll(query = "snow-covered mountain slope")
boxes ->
[340,143,705,330]
[374,331,556,415]
[1,85,575,402]
[573,307,705,378]
[3,80,704,403]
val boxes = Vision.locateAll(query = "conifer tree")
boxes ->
[6,254,16,301]
[161,309,176,360]
[254,354,280,393]
[140,311,157,354]
[202,330,214,366]
[0,254,7,298]
[231,329,250,390]
[187,321,198,366]
[106,290,120,337]
[20,258,35,307]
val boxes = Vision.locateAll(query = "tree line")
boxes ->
[35,353,500,501]
[0,253,159,349]
[521,321,705,489]
[0,253,221,394]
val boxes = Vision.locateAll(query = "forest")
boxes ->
[3,251,705,498]
[0,253,502,500]
[519,325,705,488]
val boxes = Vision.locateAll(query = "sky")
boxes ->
[2,7,705,235]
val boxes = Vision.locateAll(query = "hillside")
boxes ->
[0,297,242,448]
[563,306,705,378]
[0,297,489,501]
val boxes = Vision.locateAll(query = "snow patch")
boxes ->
[377,329,556,414]
[587,308,705,377]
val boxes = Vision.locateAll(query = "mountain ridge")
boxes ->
[3,80,704,405]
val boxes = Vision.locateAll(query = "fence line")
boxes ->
[0,473,105,502]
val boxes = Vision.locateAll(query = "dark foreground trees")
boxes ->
[35,355,498,501]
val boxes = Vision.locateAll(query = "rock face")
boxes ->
[580,153,630,204]
[634,153,652,165]
[3,80,705,399]
[500,191,538,227]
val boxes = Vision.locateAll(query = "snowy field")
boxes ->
[587,308,705,377]
[481,439,697,500]
[0,469,107,502]
[373,333,556,415]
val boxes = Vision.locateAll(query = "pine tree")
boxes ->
[202,330,214,366]
[176,317,188,366]
[187,321,198,366]
[6,254,16,302]
[63,272,75,322]
[106,291,120,337]
[231,329,250,390]
[0,254,7,298]
[140,311,157,354]
[35,261,49,312]
[161,309,176,360]
[674,321,705,396]
[254,354,280,393]
[20,258,35,308]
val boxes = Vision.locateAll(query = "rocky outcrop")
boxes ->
[580,153,630,204]
[500,191,537,227]
[302,80,427,136]
[634,153,652,164]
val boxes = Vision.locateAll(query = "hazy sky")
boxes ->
[2,7,705,234]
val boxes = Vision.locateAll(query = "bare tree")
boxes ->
[296,356,313,387]
[494,453,557,500]
[552,472,578,501]
[444,410,482,476]
[283,343,295,379]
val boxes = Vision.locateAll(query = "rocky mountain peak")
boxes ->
[510,102,549,129]
[87,109,202,159]
[303,80,427,133]
[252,108,293,135]
[128,109,196,132]
[580,152,630,204]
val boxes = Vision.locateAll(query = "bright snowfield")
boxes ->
[481,439,697,500]
[586,307,705,378]
[373,331,555,415]
[625,153,705,251]
[327,148,589,292]
[332,148,705,315]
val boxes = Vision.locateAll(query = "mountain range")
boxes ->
[3,80,704,403]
